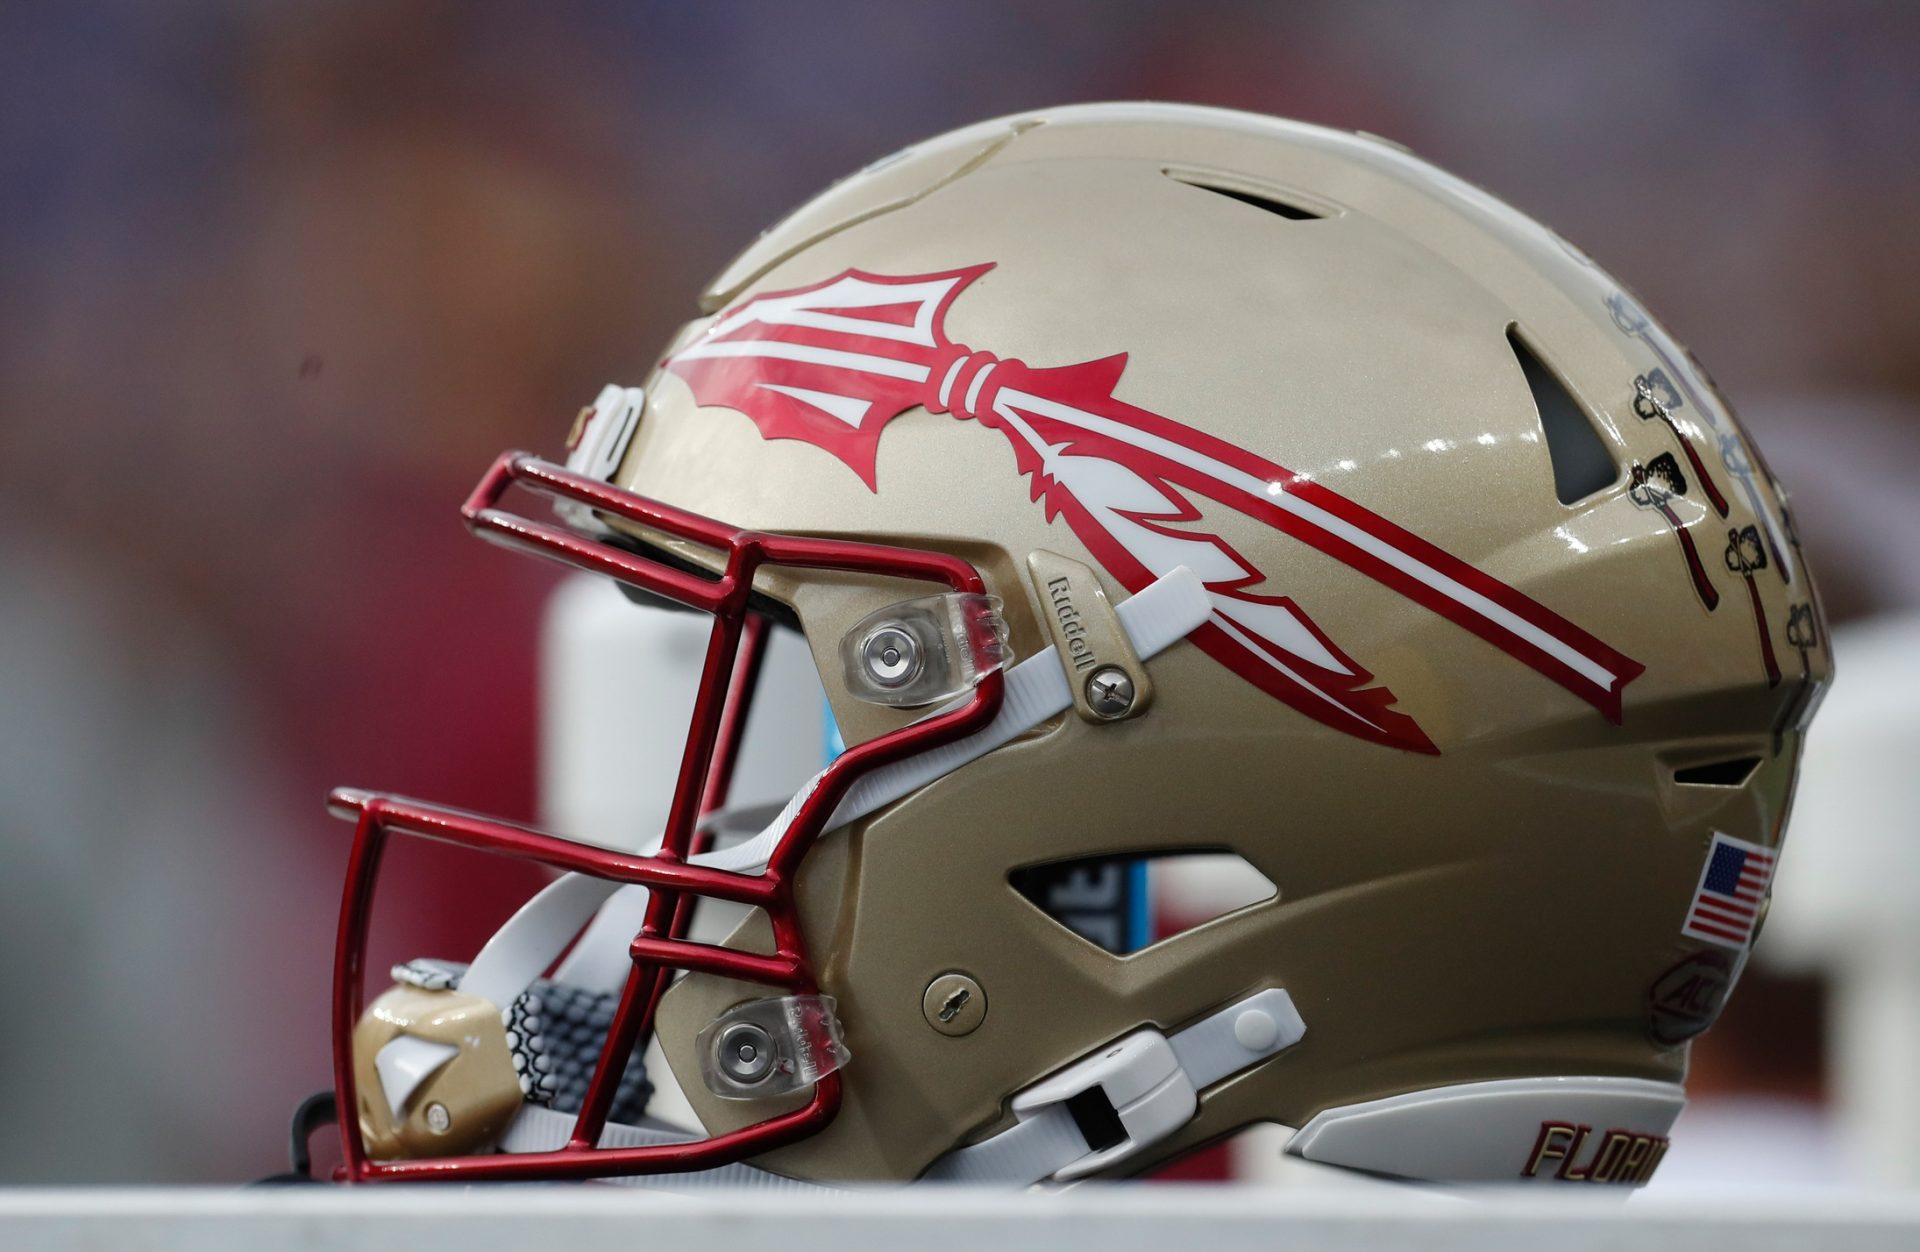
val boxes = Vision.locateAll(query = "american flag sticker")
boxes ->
[1681,832,1777,951]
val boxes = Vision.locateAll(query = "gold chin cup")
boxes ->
[351,984,524,1161]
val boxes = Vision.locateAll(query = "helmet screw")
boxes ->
[922,972,987,1037]
[860,624,922,689]
[424,1102,451,1134]
[1085,666,1136,720]
[715,1021,776,1085]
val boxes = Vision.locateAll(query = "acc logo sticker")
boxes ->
[1647,949,1737,1047]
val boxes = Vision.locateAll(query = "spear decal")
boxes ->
[665,266,1644,754]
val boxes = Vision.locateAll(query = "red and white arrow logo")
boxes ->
[664,265,1643,753]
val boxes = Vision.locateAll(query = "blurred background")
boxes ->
[2,0,1917,1186]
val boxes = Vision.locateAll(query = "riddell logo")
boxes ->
[1047,576,1098,673]
[1522,1122,1670,1184]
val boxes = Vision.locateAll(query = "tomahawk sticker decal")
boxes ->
[1609,291,1793,583]
[1718,433,1791,587]
[1724,526,1781,688]
[1633,370,1729,519]
[1776,602,1824,751]
[663,266,1645,754]
[1607,290,1828,700]
[1629,453,1718,610]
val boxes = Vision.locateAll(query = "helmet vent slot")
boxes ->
[1009,850,1276,956]
[1508,327,1617,505]
[1166,171,1323,221]
[1672,756,1762,788]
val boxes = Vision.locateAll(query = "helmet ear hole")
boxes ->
[1009,851,1277,956]
[1508,326,1618,505]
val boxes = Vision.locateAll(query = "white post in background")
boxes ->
[1764,612,1920,1186]
[539,572,826,854]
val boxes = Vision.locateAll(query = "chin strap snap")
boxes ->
[922,988,1306,1184]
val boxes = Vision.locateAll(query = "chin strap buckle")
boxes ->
[1010,1028,1196,1181]
[924,988,1306,1184]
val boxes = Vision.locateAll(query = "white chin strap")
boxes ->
[922,988,1307,1184]
[455,564,1216,1180]
[497,986,1306,1190]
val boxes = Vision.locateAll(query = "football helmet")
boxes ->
[324,103,1830,1188]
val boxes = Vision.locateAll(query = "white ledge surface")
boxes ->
[3,1186,1920,1252]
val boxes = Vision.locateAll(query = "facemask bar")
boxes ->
[329,451,1005,1183]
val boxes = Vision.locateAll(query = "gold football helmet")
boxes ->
[325,103,1829,1188]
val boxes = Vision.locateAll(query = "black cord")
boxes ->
[249,1090,337,1185]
